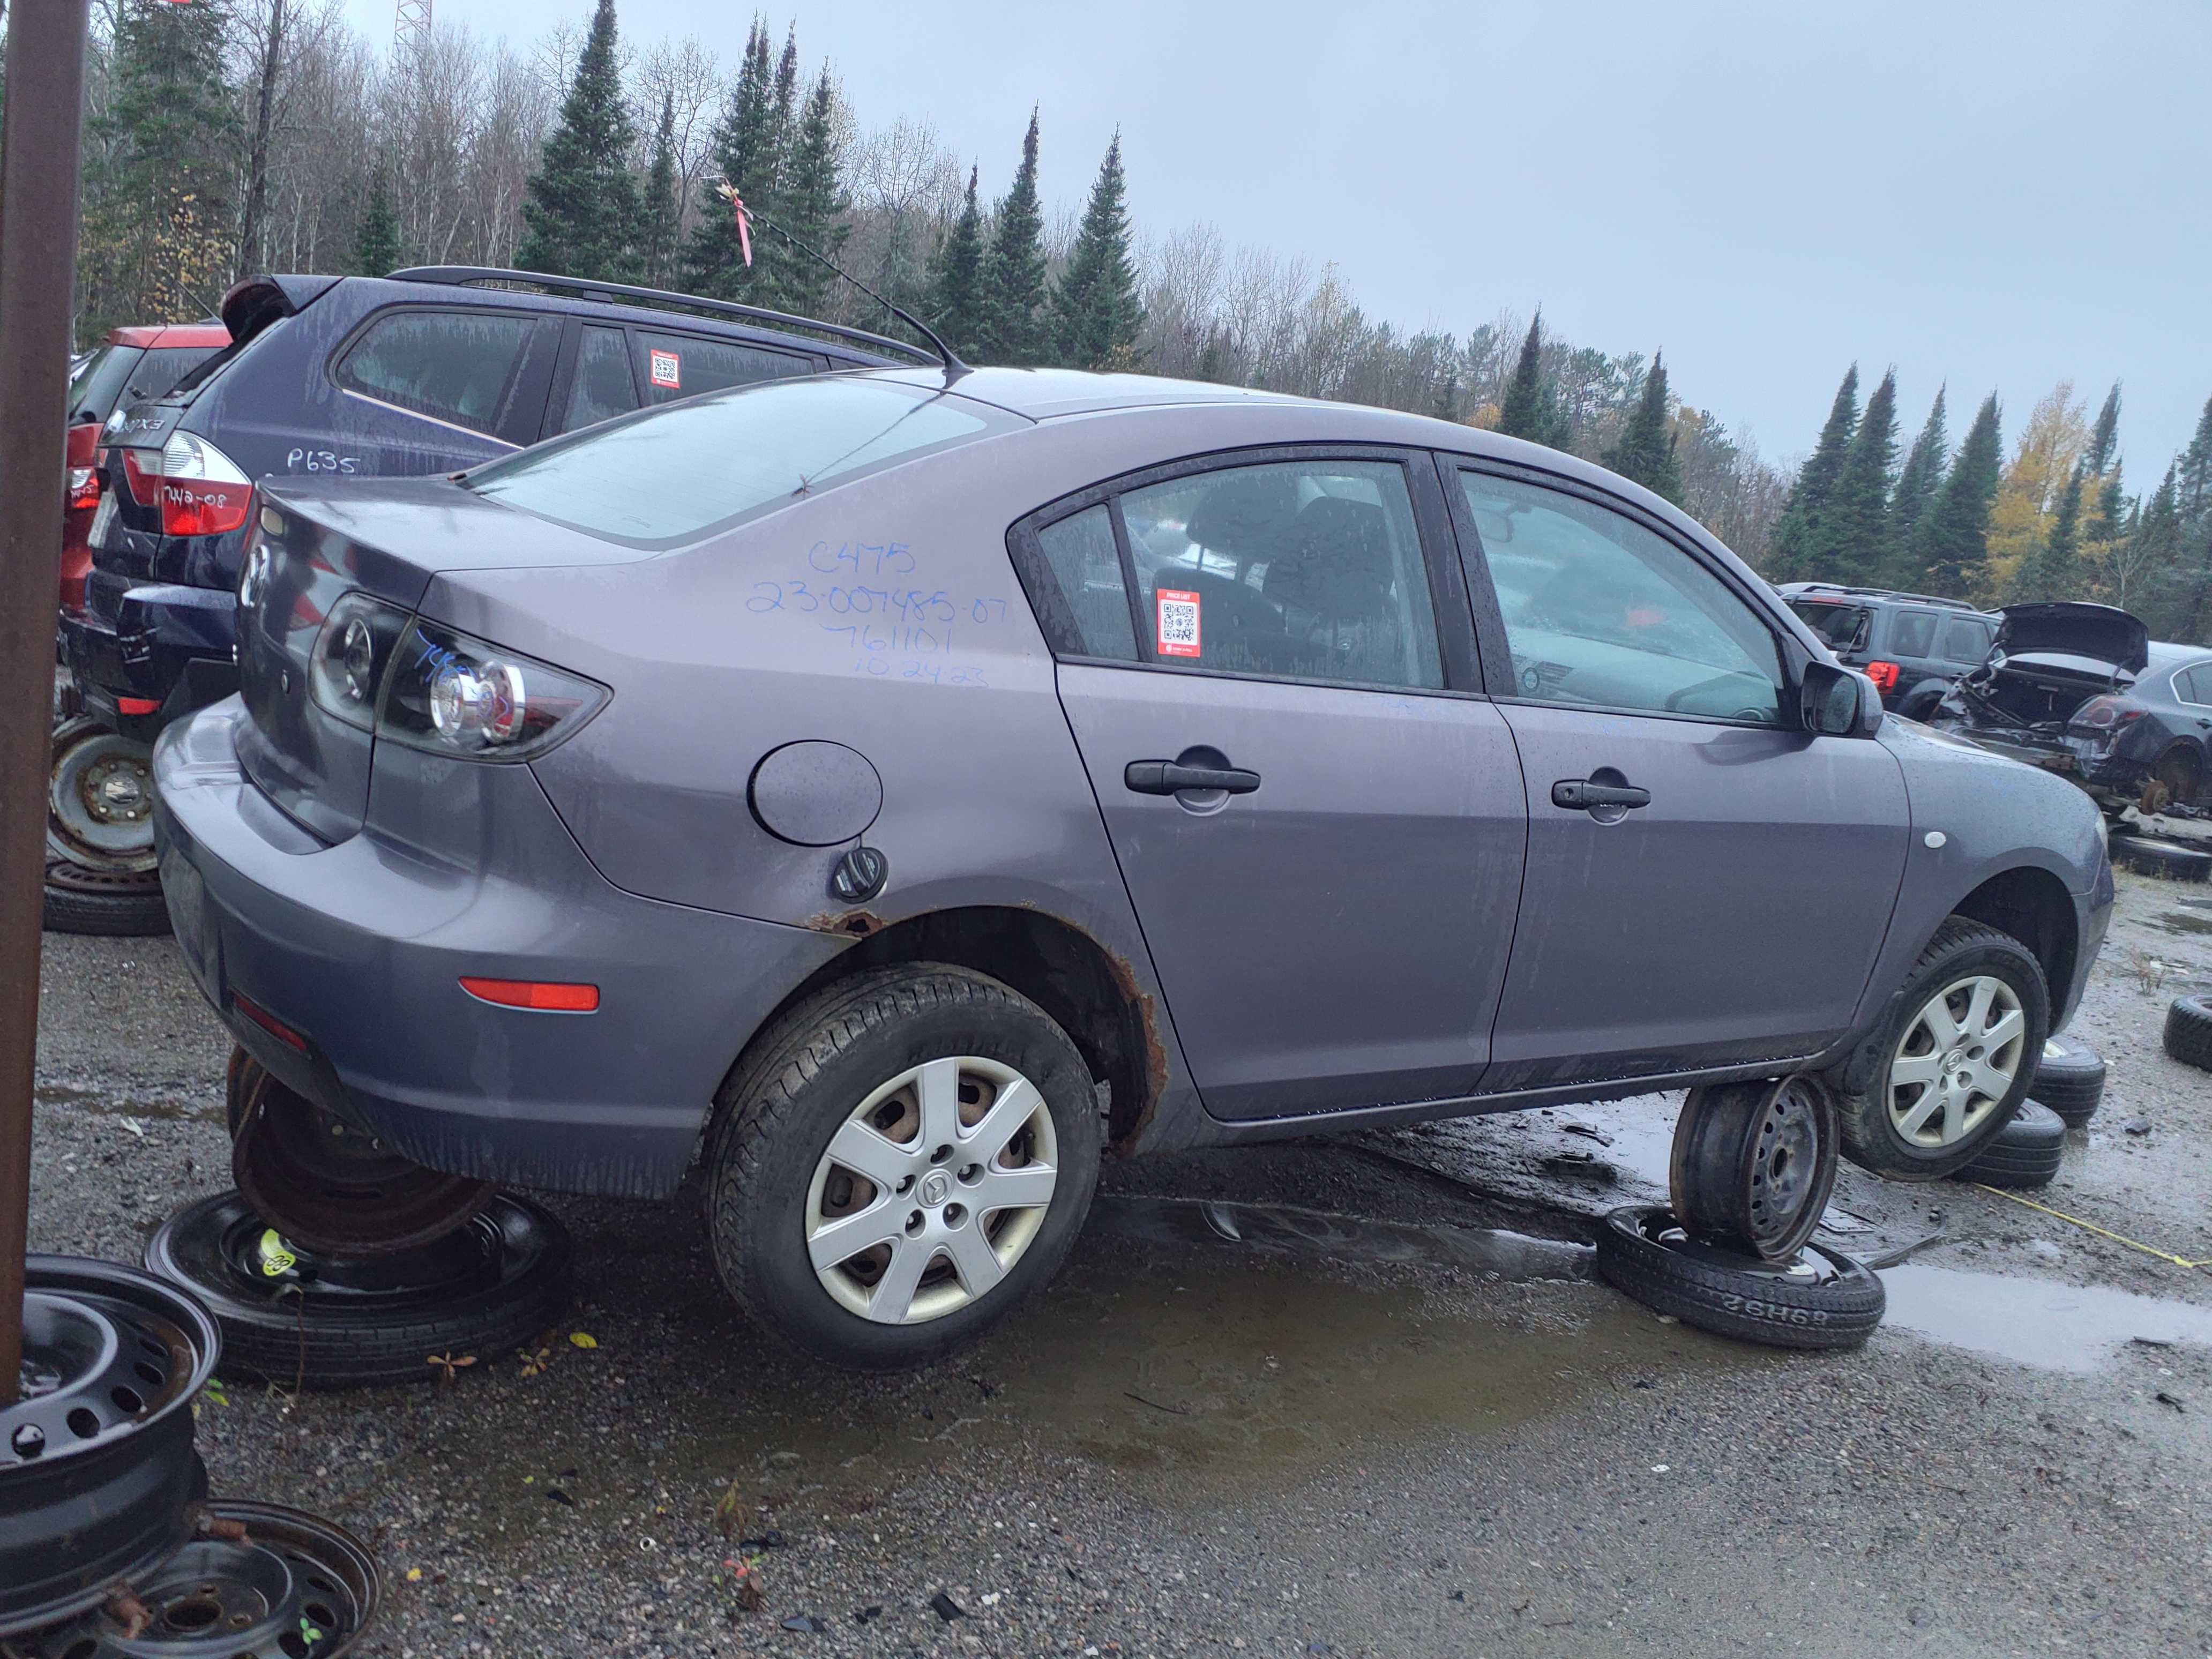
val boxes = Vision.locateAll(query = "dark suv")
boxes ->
[52,266,915,932]
[1777,582,1998,719]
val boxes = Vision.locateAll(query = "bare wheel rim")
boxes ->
[1888,973,2026,1148]
[805,1056,1058,1325]
[47,716,158,871]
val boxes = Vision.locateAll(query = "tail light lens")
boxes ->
[66,466,100,511]
[2069,696,2144,735]
[308,602,609,761]
[1864,660,1901,693]
[154,432,256,537]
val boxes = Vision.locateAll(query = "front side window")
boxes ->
[632,330,814,405]
[336,309,546,436]
[1461,470,1783,724]
[466,376,1012,548]
[1116,460,1443,689]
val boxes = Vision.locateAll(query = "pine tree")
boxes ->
[2116,465,2181,617]
[2082,383,2125,545]
[757,67,848,317]
[979,111,1049,365]
[1498,311,1567,449]
[1824,369,1897,584]
[352,160,400,275]
[1884,386,1948,579]
[1908,393,2003,597]
[925,166,987,359]
[2176,394,2212,526]
[767,27,801,173]
[1599,352,1683,504]
[638,92,681,287]
[1049,132,1145,370]
[82,0,242,329]
[681,18,779,298]
[515,0,641,281]
[1431,365,1460,424]
[1766,365,1860,582]
[2015,462,2086,600]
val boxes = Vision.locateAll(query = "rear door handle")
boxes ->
[1551,778,1651,811]
[1125,760,1261,796]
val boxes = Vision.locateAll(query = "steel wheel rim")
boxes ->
[805,1056,1058,1326]
[1745,1077,1824,1250]
[48,718,158,871]
[1888,973,2026,1147]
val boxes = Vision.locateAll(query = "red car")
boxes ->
[52,322,228,933]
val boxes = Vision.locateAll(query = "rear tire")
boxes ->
[1828,916,2049,1181]
[703,964,1102,1371]
[1951,1101,2067,1189]
[1594,1206,1885,1350]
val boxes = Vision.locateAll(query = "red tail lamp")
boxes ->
[1863,660,1901,693]
[460,976,600,1013]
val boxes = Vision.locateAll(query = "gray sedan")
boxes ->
[153,366,2112,1366]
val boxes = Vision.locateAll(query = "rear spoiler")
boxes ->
[218,273,341,345]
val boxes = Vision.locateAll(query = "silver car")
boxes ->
[154,367,2113,1367]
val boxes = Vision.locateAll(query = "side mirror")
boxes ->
[1801,661,1882,737]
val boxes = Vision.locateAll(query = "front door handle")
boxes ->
[1125,760,1261,796]
[1551,778,1651,811]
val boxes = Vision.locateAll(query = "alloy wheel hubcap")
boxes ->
[1888,973,2025,1147]
[805,1056,1058,1325]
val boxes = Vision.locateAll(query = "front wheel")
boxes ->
[703,965,1102,1370]
[1829,916,2049,1180]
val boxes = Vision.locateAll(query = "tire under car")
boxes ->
[143,1190,572,1389]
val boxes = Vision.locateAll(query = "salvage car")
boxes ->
[153,367,2113,1367]
[1777,581,1997,718]
[54,266,909,933]
[1929,602,2209,814]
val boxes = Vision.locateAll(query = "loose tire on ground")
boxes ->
[1593,1205,1885,1350]
[1827,916,2049,1182]
[703,963,1103,1371]
[2112,834,2212,882]
[40,859,170,935]
[143,1190,572,1389]
[2029,1033,2106,1126]
[2163,996,2212,1072]
[1951,1100,2067,1189]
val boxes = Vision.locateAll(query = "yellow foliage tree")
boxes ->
[1986,383,2088,599]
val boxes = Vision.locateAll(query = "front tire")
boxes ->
[1829,916,2049,1181]
[703,965,1102,1371]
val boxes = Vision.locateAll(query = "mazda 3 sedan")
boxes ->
[154,367,2112,1367]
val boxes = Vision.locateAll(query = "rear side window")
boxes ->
[1935,614,1993,663]
[125,346,218,404]
[1887,608,1938,657]
[69,345,141,423]
[336,309,550,438]
[561,325,639,434]
[2177,665,2211,705]
[1031,506,1138,660]
[465,377,1013,548]
[632,330,814,405]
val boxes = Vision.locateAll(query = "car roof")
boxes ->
[108,322,230,349]
[2147,642,2212,667]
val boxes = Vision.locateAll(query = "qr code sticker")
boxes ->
[649,349,681,389]
[1156,588,1201,657]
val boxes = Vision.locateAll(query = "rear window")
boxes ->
[68,346,142,424]
[465,377,1015,548]
[1788,599,1868,651]
[124,345,220,405]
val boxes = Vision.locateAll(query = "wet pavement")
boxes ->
[21,868,2212,1656]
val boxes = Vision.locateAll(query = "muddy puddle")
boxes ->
[1879,1262,2212,1371]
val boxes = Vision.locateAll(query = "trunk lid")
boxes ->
[236,477,648,841]
[1991,602,2149,675]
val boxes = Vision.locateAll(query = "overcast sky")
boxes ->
[343,0,2211,474]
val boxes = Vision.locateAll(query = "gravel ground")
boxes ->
[21,869,2212,1658]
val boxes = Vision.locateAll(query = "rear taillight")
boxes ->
[121,449,161,505]
[1864,660,1901,693]
[66,466,100,511]
[65,422,101,510]
[306,597,609,761]
[150,432,256,537]
[2069,696,2144,734]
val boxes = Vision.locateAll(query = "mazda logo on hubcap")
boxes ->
[920,1171,951,1206]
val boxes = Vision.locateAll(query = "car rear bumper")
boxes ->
[152,698,848,1199]
[59,589,237,741]
[1927,719,2155,806]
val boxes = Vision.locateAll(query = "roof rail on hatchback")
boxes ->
[384,265,941,368]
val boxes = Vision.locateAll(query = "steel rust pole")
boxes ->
[0,0,93,1406]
